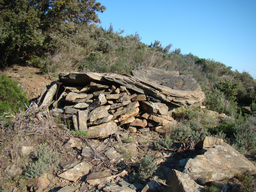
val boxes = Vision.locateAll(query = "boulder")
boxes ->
[183,143,256,184]
[166,170,204,192]
[58,161,92,182]
[86,121,118,139]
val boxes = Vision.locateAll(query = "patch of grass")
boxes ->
[0,74,29,115]
[71,130,87,137]
[25,143,61,179]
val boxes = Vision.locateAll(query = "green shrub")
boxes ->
[25,143,61,179]
[133,153,158,181]
[172,120,208,144]
[0,74,29,115]
[233,115,256,153]
[154,134,174,150]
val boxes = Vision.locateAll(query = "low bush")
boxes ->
[233,115,256,153]
[0,74,29,115]
[133,153,158,181]
[25,143,61,179]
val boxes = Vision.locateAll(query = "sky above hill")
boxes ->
[98,0,256,79]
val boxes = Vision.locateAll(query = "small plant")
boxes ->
[133,153,158,181]
[71,130,87,137]
[25,143,61,179]
[154,135,174,150]
[205,185,220,192]
[0,74,29,115]
[236,172,256,192]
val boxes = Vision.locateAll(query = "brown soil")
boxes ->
[1,65,57,100]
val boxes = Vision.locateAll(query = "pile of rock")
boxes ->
[37,67,205,138]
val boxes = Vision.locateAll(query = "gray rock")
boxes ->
[105,147,122,162]
[86,121,118,139]
[81,146,93,158]
[19,146,34,156]
[40,81,58,108]
[63,137,83,150]
[57,186,76,192]
[50,108,64,117]
[78,110,88,131]
[74,103,90,109]
[64,105,78,114]
[65,92,88,102]
[58,161,93,182]
[184,143,256,184]
[141,101,169,115]
[103,184,136,192]
[166,169,204,192]
[72,114,78,131]
[196,137,224,149]
[132,66,201,91]
[88,105,111,122]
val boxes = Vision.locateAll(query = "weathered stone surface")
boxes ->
[130,118,147,128]
[57,186,76,192]
[65,92,87,102]
[36,173,50,192]
[118,107,140,122]
[58,161,92,182]
[6,164,22,178]
[128,126,137,133]
[110,100,131,109]
[148,114,177,126]
[106,94,120,100]
[90,81,109,89]
[81,146,93,158]
[89,105,111,122]
[72,114,78,131]
[60,69,204,106]
[40,81,58,108]
[51,108,65,117]
[113,101,139,118]
[87,170,128,187]
[103,184,135,192]
[141,101,169,115]
[78,110,88,131]
[166,170,204,192]
[141,179,163,192]
[63,137,83,150]
[105,147,122,162]
[74,103,90,109]
[20,146,34,156]
[59,72,105,85]
[120,116,135,125]
[132,67,200,91]
[196,137,224,149]
[86,169,112,183]
[64,106,78,114]
[183,143,256,184]
[86,121,118,139]
[89,114,113,125]
[135,94,147,101]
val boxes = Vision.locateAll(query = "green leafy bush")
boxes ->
[133,153,158,181]
[25,143,61,179]
[0,74,29,115]
[172,120,208,144]
[233,115,256,153]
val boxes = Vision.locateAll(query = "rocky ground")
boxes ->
[1,66,256,192]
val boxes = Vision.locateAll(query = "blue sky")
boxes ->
[98,0,256,79]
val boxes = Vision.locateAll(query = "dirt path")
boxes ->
[1,65,57,100]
